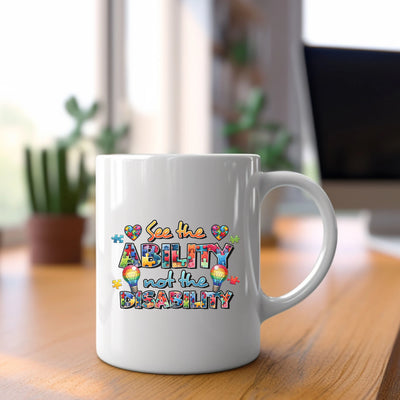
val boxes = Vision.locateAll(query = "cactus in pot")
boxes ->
[24,98,95,264]
[25,140,91,264]
[25,145,89,215]
[25,96,130,264]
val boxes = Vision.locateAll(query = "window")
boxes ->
[0,0,97,228]
[303,0,400,51]
[125,0,212,154]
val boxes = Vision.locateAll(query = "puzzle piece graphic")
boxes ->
[112,279,123,289]
[230,235,240,244]
[119,255,132,268]
[124,244,137,256]
[187,244,196,268]
[227,276,240,285]
[111,234,124,243]
[194,301,204,309]
[142,254,156,267]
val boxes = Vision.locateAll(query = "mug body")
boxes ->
[96,154,262,374]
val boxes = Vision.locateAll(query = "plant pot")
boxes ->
[27,214,85,264]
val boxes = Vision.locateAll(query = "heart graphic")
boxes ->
[124,224,142,241]
[211,224,229,241]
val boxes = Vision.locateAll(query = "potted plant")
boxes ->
[223,88,295,242]
[25,144,89,264]
[25,97,129,264]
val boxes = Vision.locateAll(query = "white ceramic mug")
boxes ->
[96,154,337,374]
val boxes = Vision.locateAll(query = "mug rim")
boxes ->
[96,153,260,160]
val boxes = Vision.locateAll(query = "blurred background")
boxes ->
[1,0,400,259]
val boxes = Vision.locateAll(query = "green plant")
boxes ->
[223,89,294,171]
[24,96,130,214]
[24,97,94,214]
[63,97,99,148]
[25,144,89,214]
[65,96,129,154]
[95,125,129,154]
[229,38,253,66]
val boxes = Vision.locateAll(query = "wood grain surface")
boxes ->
[0,216,399,400]
[377,325,400,400]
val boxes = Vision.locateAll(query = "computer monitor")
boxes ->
[302,45,400,252]
[303,44,400,210]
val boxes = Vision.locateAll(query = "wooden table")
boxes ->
[1,216,399,399]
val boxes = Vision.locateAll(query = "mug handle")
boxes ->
[255,171,337,321]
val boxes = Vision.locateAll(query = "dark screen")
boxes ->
[304,45,400,179]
